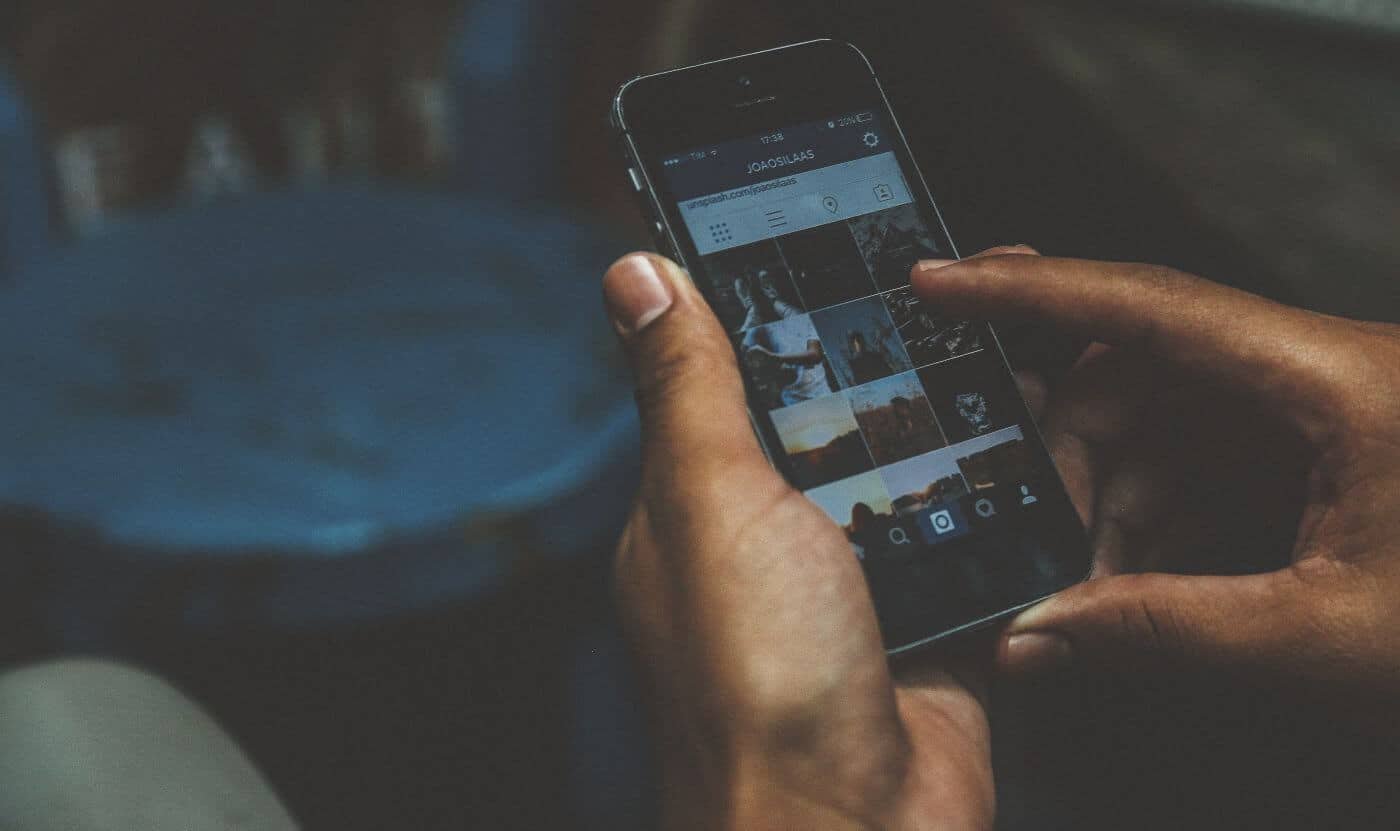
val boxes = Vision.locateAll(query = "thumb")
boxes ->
[602,253,765,471]
[997,570,1311,677]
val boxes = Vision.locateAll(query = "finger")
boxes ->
[1013,369,1047,422]
[893,627,996,706]
[963,243,1042,260]
[1087,456,1179,576]
[1042,343,1160,447]
[996,569,1312,678]
[1020,344,1144,532]
[602,253,765,472]
[912,243,1041,284]
[1035,343,1162,556]
[912,255,1349,443]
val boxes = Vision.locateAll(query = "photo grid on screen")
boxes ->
[703,203,1022,546]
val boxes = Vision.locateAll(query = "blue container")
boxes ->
[0,186,639,638]
[0,66,52,277]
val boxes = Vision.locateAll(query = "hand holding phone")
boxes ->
[613,40,1091,651]
[607,42,1400,824]
[603,251,995,830]
[605,244,1400,827]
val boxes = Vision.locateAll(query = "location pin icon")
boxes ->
[822,195,839,213]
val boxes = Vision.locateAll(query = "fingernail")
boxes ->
[1004,632,1074,673]
[1007,598,1058,632]
[915,259,957,273]
[605,255,674,336]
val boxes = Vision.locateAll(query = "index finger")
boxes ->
[912,254,1351,444]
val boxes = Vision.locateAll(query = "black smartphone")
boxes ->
[612,39,1091,654]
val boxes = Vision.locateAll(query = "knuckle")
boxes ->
[978,244,1039,258]
[1091,573,1191,658]
[1126,598,1187,658]
[1262,318,1400,441]
[633,337,735,420]
[1127,262,1196,300]
[951,255,1006,282]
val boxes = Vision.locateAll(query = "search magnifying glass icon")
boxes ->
[888,526,911,546]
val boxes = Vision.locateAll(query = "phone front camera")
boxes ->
[737,75,752,87]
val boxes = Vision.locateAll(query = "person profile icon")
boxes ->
[1020,484,1038,506]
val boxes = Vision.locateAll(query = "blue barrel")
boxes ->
[0,186,639,641]
[0,66,52,278]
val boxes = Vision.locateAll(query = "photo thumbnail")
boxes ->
[849,204,945,291]
[882,286,983,368]
[777,223,877,310]
[879,447,969,518]
[770,393,873,489]
[848,371,946,466]
[803,470,899,557]
[916,352,1022,444]
[810,294,912,389]
[952,425,1038,493]
[698,241,804,333]
[739,314,838,410]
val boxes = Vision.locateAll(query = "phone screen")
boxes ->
[626,58,1090,651]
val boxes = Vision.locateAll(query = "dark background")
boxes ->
[3,1,1399,828]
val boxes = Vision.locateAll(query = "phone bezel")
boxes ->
[613,40,1091,654]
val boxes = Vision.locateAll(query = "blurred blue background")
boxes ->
[2,1,1399,828]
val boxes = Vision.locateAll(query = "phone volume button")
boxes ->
[651,223,680,258]
[627,167,644,192]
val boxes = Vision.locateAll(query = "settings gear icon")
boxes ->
[861,131,880,148]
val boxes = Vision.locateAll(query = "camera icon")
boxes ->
[916,502,968,544]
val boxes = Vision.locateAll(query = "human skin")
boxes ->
[909,248,1400,705]
[601,245,1400,828]
[604,253,992,830]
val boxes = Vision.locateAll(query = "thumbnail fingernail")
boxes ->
[915,259,957,272]
[1006,593,1064,632]
[1005,632,1073,673]
[606,255,674,335]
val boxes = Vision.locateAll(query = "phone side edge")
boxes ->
[611,78,784,470]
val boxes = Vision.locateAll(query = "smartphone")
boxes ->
[611,40,1091,653]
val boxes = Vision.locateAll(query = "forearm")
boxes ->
[656,721,911,831]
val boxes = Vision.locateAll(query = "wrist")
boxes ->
[660,777,877,831]
[660,740,906,831]
[724,774,881,831]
